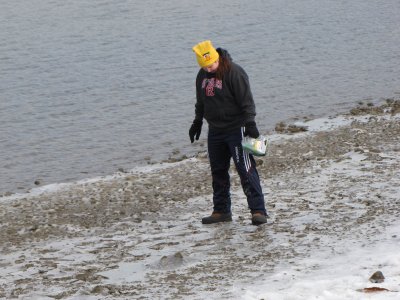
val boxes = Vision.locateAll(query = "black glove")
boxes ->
[189,120,203,143]
[244,121,260,138]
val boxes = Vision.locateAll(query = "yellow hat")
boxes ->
[192,40,219,67]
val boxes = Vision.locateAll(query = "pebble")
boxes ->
[369,271,385,283]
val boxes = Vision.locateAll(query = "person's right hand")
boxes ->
[189,120,203,143]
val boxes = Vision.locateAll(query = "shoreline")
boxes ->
[1,99,399,201]
[1,101,399,299]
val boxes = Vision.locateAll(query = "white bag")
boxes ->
[241,136,268,156]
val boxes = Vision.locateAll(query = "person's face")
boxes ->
[202,59,219,73]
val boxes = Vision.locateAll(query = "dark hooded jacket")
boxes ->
[194,48,256,131]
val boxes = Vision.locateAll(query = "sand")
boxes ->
[0,100,399,299]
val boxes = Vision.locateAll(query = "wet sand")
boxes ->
[0,100,399,299]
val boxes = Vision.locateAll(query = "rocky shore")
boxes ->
[0,100,399,299]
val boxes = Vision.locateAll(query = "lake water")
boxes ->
[1,0,400,195]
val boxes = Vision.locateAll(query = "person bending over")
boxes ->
[189,40,268,225]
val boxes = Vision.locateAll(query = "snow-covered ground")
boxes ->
[242,220,400,300]
[1,103,399,299]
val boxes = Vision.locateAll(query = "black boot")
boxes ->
[202,212,232,224]
[251,211,268,225]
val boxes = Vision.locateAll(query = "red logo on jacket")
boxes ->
[202,78,222,96]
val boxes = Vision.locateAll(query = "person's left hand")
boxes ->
[244,121,260,138]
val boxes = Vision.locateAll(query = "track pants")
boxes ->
[207,127,267,215]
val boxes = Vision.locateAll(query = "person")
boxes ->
[189,40,268,225]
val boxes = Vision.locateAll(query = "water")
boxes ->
[1,0,400,195]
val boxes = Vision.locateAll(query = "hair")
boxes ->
[215,54,231,80]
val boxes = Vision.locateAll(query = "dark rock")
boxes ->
[275,121,286,133]
[287,124,308,133]
[369,271,385,283]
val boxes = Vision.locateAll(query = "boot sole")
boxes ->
[202,216,232,224]
[251,217,268,226]
[252,220,267,226]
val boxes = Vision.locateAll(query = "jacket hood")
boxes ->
[216,48,232,62]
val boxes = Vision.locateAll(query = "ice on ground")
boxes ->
[0,110,399,299]
[241,220,400,300]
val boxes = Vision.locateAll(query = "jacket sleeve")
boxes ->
[230,64,256,123]
[194,71,204,122]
